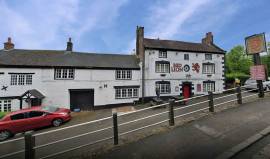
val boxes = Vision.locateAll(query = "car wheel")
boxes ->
[52,119,63,127]
[0,130,11,141]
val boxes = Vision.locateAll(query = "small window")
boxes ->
[156,82,171,94]
[203,82,215,92]
[26,75,32,85]
[55,68,75,79]
[155,61,170,73]
[10,74,33,85]
[0,100,11,112]
[116,70,132,80]
[11,113,25,120]
[205,54,212,60]
[28,111,44,118]
[115,87,139,99]
[159,50,167,58]
[203,63,215,74]
[184,54,189,60]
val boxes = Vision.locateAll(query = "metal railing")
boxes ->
[0,83,268,159]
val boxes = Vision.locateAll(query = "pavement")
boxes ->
[0,91,266,159]
[95,95,270,159]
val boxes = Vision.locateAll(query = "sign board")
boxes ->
[250,65,266,80]
[245,33,267,54]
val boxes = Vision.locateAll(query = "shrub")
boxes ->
[0,112,7,119]
[225,72,250,85]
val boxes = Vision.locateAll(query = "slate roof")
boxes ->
[144,38,225,54]
[0,49,140,69]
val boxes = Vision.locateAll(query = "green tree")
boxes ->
[225,45,253,74]
[261,42,270,76]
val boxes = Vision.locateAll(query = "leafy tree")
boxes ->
[225,45,253,75]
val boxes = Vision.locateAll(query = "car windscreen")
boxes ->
[41,106,59,113]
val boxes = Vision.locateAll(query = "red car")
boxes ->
[0,106,71,141]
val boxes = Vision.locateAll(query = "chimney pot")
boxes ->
[4,37,14,50]
[66,37,73,52]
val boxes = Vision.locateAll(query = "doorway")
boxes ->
[69,89,94,111]
[182,82,192,99]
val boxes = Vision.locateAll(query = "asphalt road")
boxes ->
[95,94,270,159]
[0,90,261,159]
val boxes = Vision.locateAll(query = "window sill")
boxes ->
[115,97,139,99]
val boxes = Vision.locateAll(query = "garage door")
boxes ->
[69,89,94,111]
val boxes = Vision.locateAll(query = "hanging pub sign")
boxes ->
[250,65,266,80]
[245,33,267,54]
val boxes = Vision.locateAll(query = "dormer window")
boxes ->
[159,50,167,58]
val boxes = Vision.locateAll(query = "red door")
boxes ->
[183,84,190,99]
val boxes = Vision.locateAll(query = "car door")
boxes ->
[10,113,30,133]
[27,111,49,129]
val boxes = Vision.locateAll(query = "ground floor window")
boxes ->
[115,87,139,99]
[0,100,12,112]
[156,81,171,94]
[203,81,215,92]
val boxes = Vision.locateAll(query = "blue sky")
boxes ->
[0,0,270,54]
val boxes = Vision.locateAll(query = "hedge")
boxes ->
[225,73,250,85]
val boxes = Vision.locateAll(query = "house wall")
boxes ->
[0,68,140,110]
[144,49,225,97]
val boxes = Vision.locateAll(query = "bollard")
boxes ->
[25,132,35,159]
[236,85,242,104]
[113,112,118,145]
[257,80,264,98]
[208,91,214,112]
[168,99,175,126]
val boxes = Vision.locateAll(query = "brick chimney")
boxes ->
[202,32,213,45]
[136,26,144,61]
[66,37,73,52]
[4,37,14,50]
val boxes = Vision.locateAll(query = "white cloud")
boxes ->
[125,0,239,52]
[0,0,128,50]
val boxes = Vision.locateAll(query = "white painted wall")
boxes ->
[144,49,225,97]
[0,68,140,110]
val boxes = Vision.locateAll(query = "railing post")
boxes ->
[168,99,175,126]
[236,85,242,104]
[113,112,118,145]
[25,132,35,159]
[208,91,214,112]
[257,80,264,98]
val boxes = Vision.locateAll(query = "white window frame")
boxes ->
[203,82,215,92]
[202,63,215,74]
[159,50,167,58]
[10,74,32,85]
[115,87,139,99]
[205,54,212,60]
[115,70,132,80]
[54,68,75,80]
[155,62,170,73]
[0,100,12,112]
[156,82,171,94]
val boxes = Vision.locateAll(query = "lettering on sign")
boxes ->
[250,65,266,80]
[171,63,183,72]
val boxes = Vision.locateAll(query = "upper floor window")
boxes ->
[116,70,132,80]
[10,74,33,85]
[203,81,215,92]
[155,61,170,73]
[55,68,74,79]
[159,50,167,58]
[202,63,215,74]
[184,54,189,60]
[205,54,212,60]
